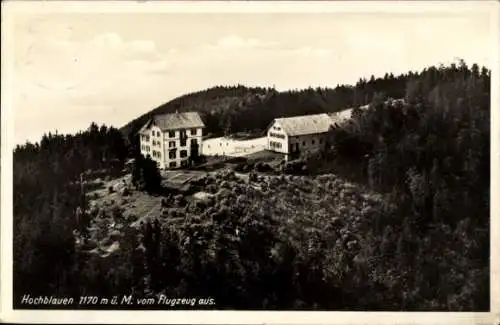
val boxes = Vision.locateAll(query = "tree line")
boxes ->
[13,60,490,310]
[122,70,413,140]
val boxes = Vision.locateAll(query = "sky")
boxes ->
[4,3,496,145]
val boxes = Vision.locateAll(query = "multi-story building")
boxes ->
[266,113,340,159]
[138,111,205,169]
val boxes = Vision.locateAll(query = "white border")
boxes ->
[1,1,499,324]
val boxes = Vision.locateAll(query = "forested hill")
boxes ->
[13,60,491,311]
[121,70,410,138]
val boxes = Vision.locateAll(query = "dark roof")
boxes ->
[139,112,205,134]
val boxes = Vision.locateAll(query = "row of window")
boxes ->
[168,149,188,159]
[273,126,281,131]
[143,128,199,140]
[152,150,161,158]
[169,139,198,148]
[294,138,323,147]
[268,138,325,152]
[148,138,200,150]
[141,145,150,152]
[167,128,198,138]
[169,160,189,168]
[269,141,283,149]
[269,132,285,139]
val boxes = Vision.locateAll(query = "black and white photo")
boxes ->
[1,1,498,324]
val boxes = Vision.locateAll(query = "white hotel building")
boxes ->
[138,112,205,169]
[265,112,351,159]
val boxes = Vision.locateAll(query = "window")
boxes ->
[169,141,175,148]
[180,138,187,147]
[319,138,323,144]
[190,128,197,136]
[180,150,188,158]
[302,141,305,146]
[152,140,156,146]
[169,162,176,168]
[269,141,282,149]
[190,139,198,146]
[146,146,150,152]
[312,140,315,145]
[181,160,188,167]
[269,132,285,139]
[169,131,175,138]
[157,131,161,137]
[169,150,176,159]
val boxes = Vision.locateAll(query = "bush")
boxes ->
[173,194,186,207]
[249,171,258,182]
[255,162,273,173]
[109,230,121,240]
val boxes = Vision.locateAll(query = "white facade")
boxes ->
[267,122,289,154]
[267,120,328,158]
[202,136,267,157]
[140,125,203,169]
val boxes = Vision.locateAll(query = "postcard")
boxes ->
[1,1,499,324]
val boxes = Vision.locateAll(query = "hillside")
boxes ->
[121,72,409,139]
[13,61,491,310]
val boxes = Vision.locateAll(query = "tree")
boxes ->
[132,154,162,193]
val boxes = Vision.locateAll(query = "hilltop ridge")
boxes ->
[120,71,411,140]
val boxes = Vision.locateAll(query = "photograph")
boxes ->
[1,1,498,324]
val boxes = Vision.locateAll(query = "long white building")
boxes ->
[266,99,404,159]
[138,111,205,169]
[266,113,338,158]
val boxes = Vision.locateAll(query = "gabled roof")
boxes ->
[328,109,353,124]
[139,112,205,134]
[272,113,335,137]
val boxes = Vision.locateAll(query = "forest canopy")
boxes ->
[13,60,490,310]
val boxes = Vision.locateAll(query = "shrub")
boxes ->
[255,162,273,173]
[249,171,258,182]
[233,163,246,172]
[174,194,186,207]
[111,205,125,220]
[109,230,121,240]
[206,184,218,194]
[121,187,131,196]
